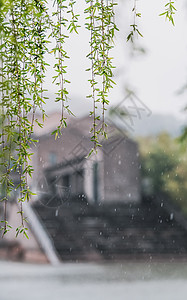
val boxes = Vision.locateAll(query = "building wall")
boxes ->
[103,137,141,203]
[30,126,90,195]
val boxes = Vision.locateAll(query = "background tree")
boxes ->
[139,132,187,215]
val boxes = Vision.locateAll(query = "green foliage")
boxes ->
[0,220,12,236]
[142,147,177,193]
[0,0,118,236]
[127,0,143,43]
[0,0,50,236]
[139,133,187,215]
[85,0,118,151]
[160,1,177,26]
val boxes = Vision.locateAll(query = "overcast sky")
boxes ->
[44,0,187,122]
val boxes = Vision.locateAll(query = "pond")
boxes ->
[0,260,187,300]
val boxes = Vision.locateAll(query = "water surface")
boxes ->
[1,260,187,300]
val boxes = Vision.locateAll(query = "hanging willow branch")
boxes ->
[0,0,118,236]
[85,0,118,153]
[159,0,177,26]
[127,0,143,42]
[0,0,51,237]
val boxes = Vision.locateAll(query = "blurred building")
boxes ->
[31,113,141,205]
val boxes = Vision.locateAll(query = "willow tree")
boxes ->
[0,0,176,237]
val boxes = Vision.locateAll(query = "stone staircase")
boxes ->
[33,198,187,261]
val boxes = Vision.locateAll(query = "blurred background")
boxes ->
[1,0,187,299]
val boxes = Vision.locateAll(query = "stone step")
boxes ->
[33,199,187,261]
